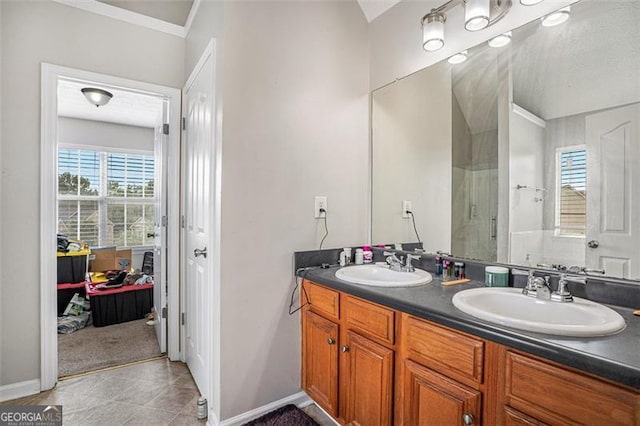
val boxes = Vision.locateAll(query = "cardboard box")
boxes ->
[89,247,132,272]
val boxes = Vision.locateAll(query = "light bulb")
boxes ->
[541,6,570,27]
[488,31,512,47]
[422,12,446,51]
[448,51,468,64]
[465,0,490,31]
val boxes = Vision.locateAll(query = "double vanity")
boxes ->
[297,253,640,425]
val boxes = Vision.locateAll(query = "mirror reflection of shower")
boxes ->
[451,47,499,262]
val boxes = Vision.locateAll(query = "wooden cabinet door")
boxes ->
[342,331,394,426]
[403,359,481,426]
[302,310,339,417]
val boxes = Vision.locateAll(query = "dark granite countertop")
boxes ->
[299,266,640,390]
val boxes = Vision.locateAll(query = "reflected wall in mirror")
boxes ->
[371,0,640,280]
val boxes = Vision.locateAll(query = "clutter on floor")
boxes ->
[56,235,155,329]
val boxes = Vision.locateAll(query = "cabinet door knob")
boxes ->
[462,413,474,425]
[327,338,335,345]
[341,345,350,353]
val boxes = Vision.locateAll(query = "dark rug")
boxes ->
[58,318,162,377]
[244,404,318,426]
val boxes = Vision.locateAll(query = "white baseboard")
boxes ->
[0,379,41,403]
[210,391,311,426]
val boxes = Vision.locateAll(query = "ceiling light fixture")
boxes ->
[488,31,512,47]
[520,0,543,5]
[541,6,570,27]
[81,87,113,107]
[421,0,512,52]
[448,50,469,64]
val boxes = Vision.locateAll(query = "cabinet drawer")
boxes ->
[304,281,340,321]
[404,316,484,386]
[343,295,395,346]
[505,351,639,425]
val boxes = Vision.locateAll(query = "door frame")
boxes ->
[40,63,181,390]
[180,38,221,420]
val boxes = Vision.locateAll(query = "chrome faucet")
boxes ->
[383,251,404,272]
[383,251,420,272]
[522,270,551,299]
[551,274,587,303]
[536,276,552,300]
[404,254,421,272]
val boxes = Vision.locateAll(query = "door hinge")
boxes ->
[182,117,186,131]
[162,215,168,227]
[161,306,168,319]
[181,312,185,325]
[163,123,170,135]
[181,215,185,228]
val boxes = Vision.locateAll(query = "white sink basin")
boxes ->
[335,264,432,287]
[452,288,626,337]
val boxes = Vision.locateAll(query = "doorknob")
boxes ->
[194,247,207,258]
[587,240,600,249]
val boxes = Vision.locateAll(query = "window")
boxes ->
[57,148,155,247]
[556,147,586,236]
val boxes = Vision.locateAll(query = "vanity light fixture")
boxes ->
[465,0,490,31]
[520,0,543,5]
[488,31,512,47]
[448,50,469,64]
[81,87,113,107]
[541,6,570,27]
[422,12,446,51]
[421,0,513,52]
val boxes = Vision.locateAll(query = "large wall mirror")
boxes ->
[372,0,640,281]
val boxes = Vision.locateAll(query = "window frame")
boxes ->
[554,145,587,238]
[57,143,156,248]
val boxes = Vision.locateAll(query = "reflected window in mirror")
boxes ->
[555,147,586,237]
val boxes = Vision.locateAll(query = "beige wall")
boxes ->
[0,0,184,386]
[58,117,155,152]
[371,61,452,250]
[219,1,369,419]
[186,0,369,420]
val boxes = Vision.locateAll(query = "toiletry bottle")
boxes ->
[343,247,352,265]
[442,260,451,281]
[454,261,465,279]
[339,251,346,267]
[355,249,364,265]
[363,245,373,264]
[435,255,443,277]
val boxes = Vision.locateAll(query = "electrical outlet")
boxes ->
[314,196,328,218]
[402,200,412,219]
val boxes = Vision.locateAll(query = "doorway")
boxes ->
[41,64,181,389]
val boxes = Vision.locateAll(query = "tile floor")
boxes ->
[2,357,337,426]
[1,358,205,425]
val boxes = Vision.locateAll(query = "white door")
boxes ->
[182,49,215,397]
[586,103,640,279]
[152,100,169,352]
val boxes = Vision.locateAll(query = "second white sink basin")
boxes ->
[452,288,626,337]
[335,264,432,287]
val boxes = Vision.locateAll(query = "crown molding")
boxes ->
[50,0,188,38]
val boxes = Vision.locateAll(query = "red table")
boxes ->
[85,281,154,327]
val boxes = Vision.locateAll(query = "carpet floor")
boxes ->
[58,318,162,377]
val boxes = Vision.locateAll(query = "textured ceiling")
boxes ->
[452,0,640,134]
[58,79,164,128]
[512,0,640,120]
[97,0,194,26]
